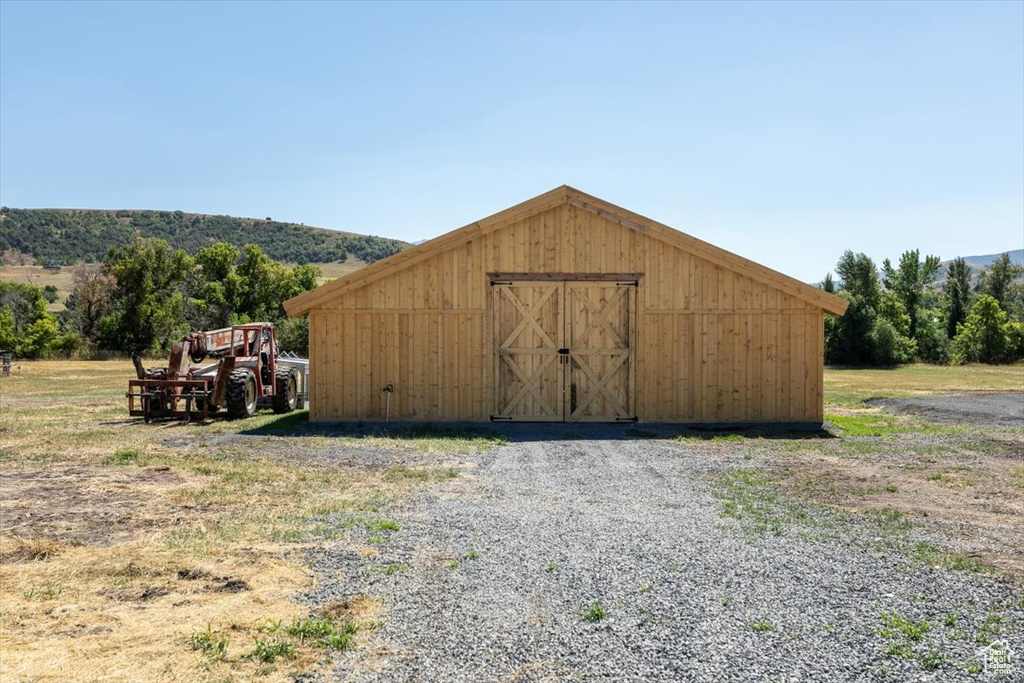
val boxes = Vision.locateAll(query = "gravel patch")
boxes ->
[301,433,1023,682]
[865,392,1024,428]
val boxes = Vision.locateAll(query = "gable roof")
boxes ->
[284,185,848,316]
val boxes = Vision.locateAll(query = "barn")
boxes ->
[284,186,847,424]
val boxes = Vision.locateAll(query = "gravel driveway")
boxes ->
[865,392,1024,428]
[305,432,1023,682]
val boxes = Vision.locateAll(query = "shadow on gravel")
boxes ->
[242,414,836,443]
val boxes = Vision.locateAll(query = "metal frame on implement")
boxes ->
[127,323,305,423]
[127,378,220,422]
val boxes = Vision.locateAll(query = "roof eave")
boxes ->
[285,184,849,317]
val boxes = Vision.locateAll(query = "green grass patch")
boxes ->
[247,615,358,657]
[749,618,774,632]
[826,412,965,437]
[366,518,400,532]
[826,413,902,437]
[580,602,608,622]
[712,468,821,537]
[1010,467,1024,489]
[245,638,295,663]
[863,508,914,533]
[285,617,357,650]
[101,447,146,466]
[190,627,229,662]
[910,542,993,574]
[878,611,931,642]
[872,609,966,668]
[975,612,1007,646]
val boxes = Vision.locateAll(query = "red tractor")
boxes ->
[127,323,307,422]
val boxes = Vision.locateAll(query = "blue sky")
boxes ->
[1,1,1021,280]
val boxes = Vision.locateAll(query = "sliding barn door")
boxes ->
[492,282,565,421]
[566,283,636,421]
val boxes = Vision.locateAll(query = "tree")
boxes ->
[275,315,309,355]
[979,253,1023,309]
[43,285,59,304]
[914,307,950,364]
[951,294,1022,364]
[98,238,191,353]
[821,273,835,293]
[0,306,16,351]
[191,243,243,329]
[873,291,917,365]
[234,244,320,323]
[63,264,116,341]
[825,252,881,365]
[195,242,239,281]
[881,249,940,341]
[869,318,914,366]
[0,282,62,357]
[236,244,284,322]
[941,257,972,341]
[836,250,880,305]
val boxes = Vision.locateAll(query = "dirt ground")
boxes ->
[0,465,190,549]
[768,441,1024,578]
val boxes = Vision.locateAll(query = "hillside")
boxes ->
[935,249,1023,286]
[960,249,1024,268]
[0,207,410,266]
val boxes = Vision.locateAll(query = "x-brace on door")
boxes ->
[492,280,636,422]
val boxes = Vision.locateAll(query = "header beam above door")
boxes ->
[487,272,642,283]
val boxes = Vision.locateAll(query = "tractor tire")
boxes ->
[272,368,298,414]
[225,369,257,419]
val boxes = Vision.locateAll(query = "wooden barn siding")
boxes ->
[310,204,823,422]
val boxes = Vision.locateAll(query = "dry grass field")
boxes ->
[0,265,79,312]
[0,360,492,682]
[0,360,1021,681]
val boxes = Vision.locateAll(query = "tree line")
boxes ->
[1,238,318,358]
[4,239,1022,367]
[823,250,1024,365]
[0,208,406,265]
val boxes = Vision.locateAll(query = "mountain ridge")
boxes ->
[0,207,410,266]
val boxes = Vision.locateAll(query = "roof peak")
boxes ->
[284,187,847,316]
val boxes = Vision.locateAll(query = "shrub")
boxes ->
[869,318,915,366]
[914,311,950,364]
[951,294,1020,364]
